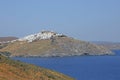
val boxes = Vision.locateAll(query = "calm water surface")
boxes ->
[13,50,120,80]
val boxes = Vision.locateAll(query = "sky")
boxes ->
[0,0,120,42]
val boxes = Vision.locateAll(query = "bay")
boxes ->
[13,50,120,80]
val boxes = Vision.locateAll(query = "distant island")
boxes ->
[0,37,18,43]
[92,41,120,50]
[0,31,113,57]
[0,54,74,80]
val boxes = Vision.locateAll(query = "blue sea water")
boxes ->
[13,50,120,80]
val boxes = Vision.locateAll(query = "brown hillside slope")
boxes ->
[0,54,74,80]
[0,37,113,57]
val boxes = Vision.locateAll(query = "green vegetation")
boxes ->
[0,51,11,57]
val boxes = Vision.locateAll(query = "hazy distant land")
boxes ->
[92,41,120,50]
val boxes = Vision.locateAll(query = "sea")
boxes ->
[13,50,120,80]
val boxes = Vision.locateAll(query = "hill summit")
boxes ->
[0,30,113,57]
[14,30,66,43]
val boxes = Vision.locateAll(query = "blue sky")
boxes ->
[0,0,120,42]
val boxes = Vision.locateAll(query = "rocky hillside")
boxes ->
[0,54,74,80]
[0,37,18,49]
[0,31,113,57]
